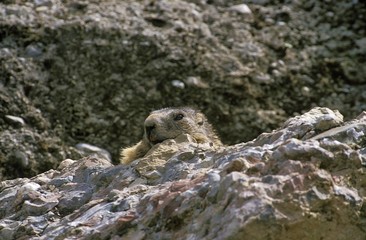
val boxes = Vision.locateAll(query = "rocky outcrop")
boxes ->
[0,108,365,239]
[1,0,365,180]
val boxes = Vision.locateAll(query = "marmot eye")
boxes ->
[174,114,184,121]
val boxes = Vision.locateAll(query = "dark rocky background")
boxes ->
[1,0,365,180]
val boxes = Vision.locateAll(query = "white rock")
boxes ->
[228,4,252,15]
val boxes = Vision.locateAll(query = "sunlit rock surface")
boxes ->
[0,108,365,239]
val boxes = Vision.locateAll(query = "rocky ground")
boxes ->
[0,1,366,238]
[0,107,365,239]
[0,0,365,180]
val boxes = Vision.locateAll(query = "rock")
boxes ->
[57,183,94,215]
[57,159,76,170]
[185,76,209,89]
[33,0,52,7]
[252,73,273,84]
[0,108,365,239]
[4,115,25,127]
[0,129,81,180]
[228,4,252,15]
[171,80,185,89]
[0,0,365,182]
[25,44,43,58]
[0,0,366,236]
[75,143,112,162]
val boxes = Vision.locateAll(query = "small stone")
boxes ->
[277,21,286,26]
[207,171,221,184]
[171,80,185,89]
[35,6,48,12]
[20,182,41,192]
[49,176,73,187]
[228,4,252,15]
[334,185,362,204]
[5,115,25,127]
[22,198,58,216]
[25,44,43,58]
[58,159,76,170]
[75,143,111,162]
[272,69,282,77]
[34,0,52,7]
[253,73,273,84]
[143,170,162,180]
[301,86,310,96]
[284,42,293,48]
[326,11,334,18]
[185,76,209,89]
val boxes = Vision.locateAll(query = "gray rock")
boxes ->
[57,183,94,215]
[34,0,52,7]
[0,108,365,239]
[228,4,252,15]
[171,80,185,89]
[75,143,112,162]
[49,176,73,187]
[0,0,366,237]
[25,44,43,58]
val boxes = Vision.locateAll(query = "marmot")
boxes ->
[120,107,222,164]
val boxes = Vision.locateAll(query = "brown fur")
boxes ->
[120,107,222,164]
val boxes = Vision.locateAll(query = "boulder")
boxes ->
[0,108,365,239]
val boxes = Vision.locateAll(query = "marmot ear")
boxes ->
[196,113,205,126]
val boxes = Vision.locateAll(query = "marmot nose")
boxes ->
[145,124,155,136]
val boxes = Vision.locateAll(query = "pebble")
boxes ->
[34,0,52,7]
[333,185,362,204]
[253,73,274,84]
[49,176,73,187]
[185,76,209,89]
[57,159,76,170]
[301,86,311,96]
[20,182,41,192]
[75,143,111,162]
[5,115,25,127]
[25,44,43,58]
[35,6,48,12]
[171,80,185,89]
[207,171,221,184]
[228,4,252,15]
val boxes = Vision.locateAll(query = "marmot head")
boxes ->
[120,107,222,165]
[143,107,212,146]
